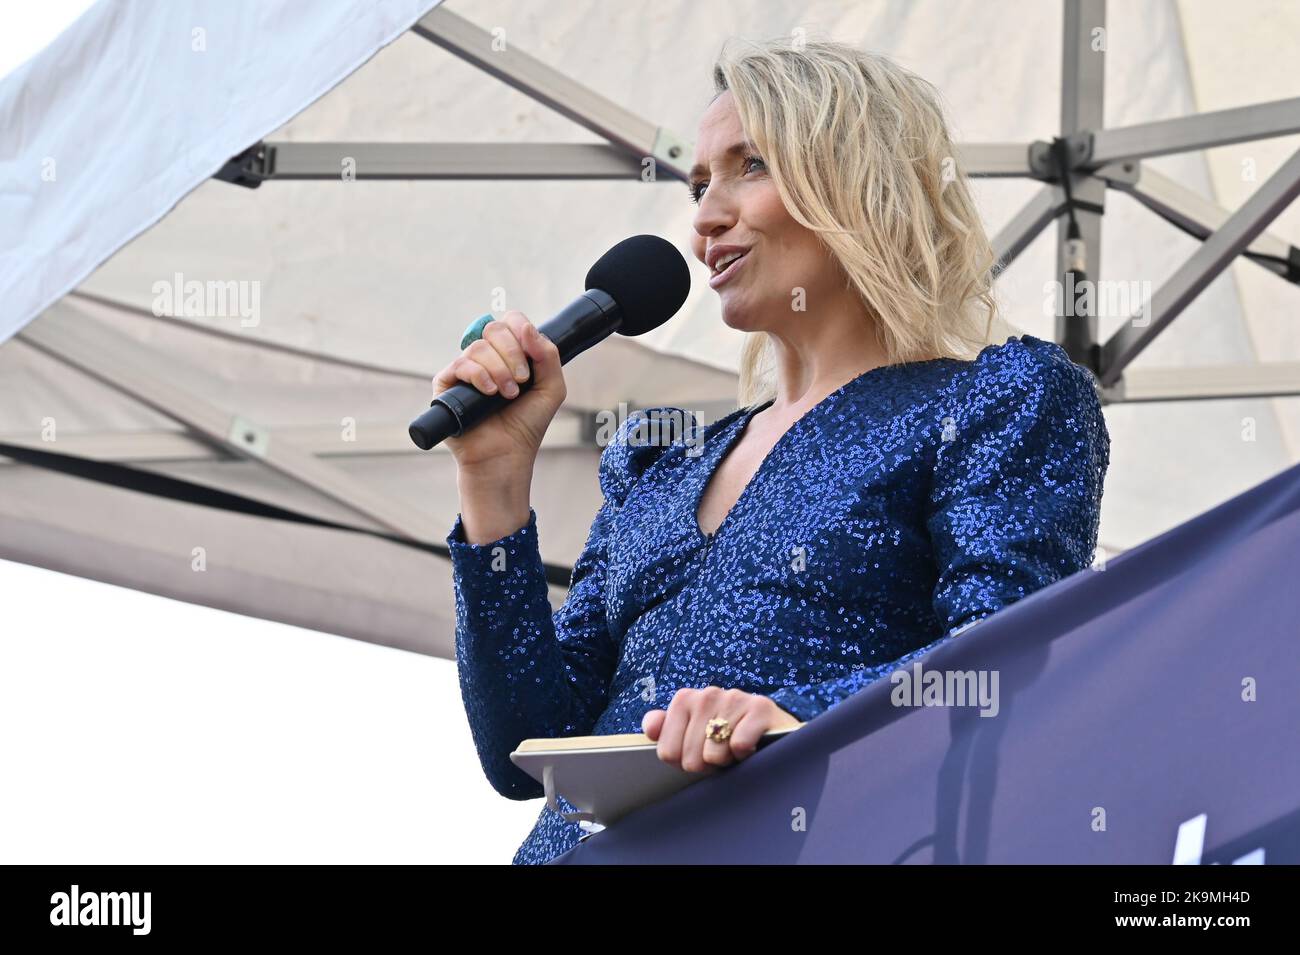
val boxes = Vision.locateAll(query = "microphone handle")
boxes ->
[408,289,619,450]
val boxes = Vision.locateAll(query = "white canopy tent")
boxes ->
[2,0,1299,660]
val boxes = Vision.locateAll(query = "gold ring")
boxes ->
[705,716,733,743]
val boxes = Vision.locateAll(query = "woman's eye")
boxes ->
[687,157,763,204]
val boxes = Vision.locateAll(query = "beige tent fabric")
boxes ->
[2,0,1298,657]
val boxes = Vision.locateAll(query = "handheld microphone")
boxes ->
[409,234,691,450]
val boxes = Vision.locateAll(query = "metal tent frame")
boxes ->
[218,0,1300,405]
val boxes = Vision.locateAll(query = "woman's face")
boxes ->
[689,91,839,333]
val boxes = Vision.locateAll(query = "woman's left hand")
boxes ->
[641,687,802,773]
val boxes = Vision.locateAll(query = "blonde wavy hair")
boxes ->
[711,36,1005,406]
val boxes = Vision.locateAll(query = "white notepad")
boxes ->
[509,724,803,828]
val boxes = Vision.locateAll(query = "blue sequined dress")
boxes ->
[445,334,1110,864]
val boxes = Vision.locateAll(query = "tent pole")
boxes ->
[254,142,648,181]
[410,5,692,180]
[1089,95,1300,165]
[1100,145,1300,386]
[992,185,1069,272]
[16,309,440,544]
[1096,163,1300,284]
[1055,0,1107,374]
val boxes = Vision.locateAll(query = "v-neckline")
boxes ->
[691,398,775,541]
[690,359,933,543]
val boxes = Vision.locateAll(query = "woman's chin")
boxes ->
[719,297,768,332]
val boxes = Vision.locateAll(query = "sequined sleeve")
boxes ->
[767,340,1110,722]
[446,409,673,799]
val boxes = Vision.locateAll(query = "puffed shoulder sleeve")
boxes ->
[925,335,1110,637]
[594,406,692,506]
[445,407,686,798]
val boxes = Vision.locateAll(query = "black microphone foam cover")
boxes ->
[584,234,691,336]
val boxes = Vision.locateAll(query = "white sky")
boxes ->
[0,0,546,866]
[0,0,97,78]
[0,558,543,863]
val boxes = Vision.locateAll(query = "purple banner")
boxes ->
[555,462,1300,864]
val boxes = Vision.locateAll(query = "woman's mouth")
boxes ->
[709,249,749,289]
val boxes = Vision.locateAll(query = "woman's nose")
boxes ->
[692,187,735,239]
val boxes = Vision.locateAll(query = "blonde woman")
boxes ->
[438,37,1109,864]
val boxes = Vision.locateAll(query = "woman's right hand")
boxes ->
[431,310,567,472]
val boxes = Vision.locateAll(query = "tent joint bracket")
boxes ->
[214,142,274,189]
[228,415,271,458]
[1028,133,1094,180]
